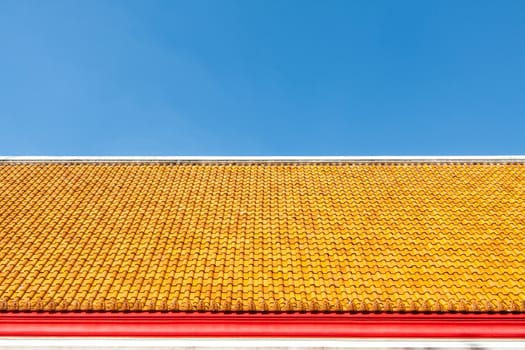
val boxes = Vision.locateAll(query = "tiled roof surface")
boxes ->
[0,161,524,313]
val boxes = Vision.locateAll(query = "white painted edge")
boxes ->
[0,338,524,348]
[0,156,524,163]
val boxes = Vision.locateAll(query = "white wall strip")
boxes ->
[0,338,524,349]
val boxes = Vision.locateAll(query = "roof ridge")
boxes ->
[1,155,525,163]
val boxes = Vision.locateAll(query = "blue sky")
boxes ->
[1,0,524,156]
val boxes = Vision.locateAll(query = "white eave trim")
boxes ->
[0,155,524,163]
[0,338,524,349]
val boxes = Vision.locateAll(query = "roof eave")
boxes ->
[1,312,525,338]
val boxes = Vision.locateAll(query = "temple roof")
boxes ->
[0,158,524,313]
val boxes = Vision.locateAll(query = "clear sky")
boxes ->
[1,1,524,156]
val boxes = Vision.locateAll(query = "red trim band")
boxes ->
[0,312,524,338]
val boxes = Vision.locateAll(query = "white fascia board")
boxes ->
[0,155,524,163]
[0,338,525,349]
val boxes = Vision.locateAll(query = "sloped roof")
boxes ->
[0,157,524,313]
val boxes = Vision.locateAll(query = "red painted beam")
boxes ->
[0,312,524,338]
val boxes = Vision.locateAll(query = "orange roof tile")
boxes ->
[0,159,524,313]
